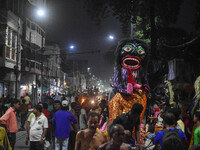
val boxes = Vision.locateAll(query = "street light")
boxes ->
[36,8,46,101]
[108,35,114,40]
[70,45,75,49]
[37,9,45,17]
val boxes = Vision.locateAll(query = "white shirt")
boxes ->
[79,108,87,130]
[56,95,61,101]
[29,113,48,141]
[156,114,163,127]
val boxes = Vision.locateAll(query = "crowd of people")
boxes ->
[1,94,200,150]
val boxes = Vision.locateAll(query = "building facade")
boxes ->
[0,0,23,98]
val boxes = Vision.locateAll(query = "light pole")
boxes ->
[36,8,46,100]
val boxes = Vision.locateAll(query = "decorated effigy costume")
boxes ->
[189,76,200,147]
[109,38,150,125]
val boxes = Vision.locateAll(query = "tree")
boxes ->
[84,0,184,59]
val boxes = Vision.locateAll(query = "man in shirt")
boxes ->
[75,111,107,150]
[0,99,20,150]
[79,103,87,130]
[26,102,44,143]
[24,93,31,105]
[112,103,143,148]
[154,112,186,147]
[28,104,48,150]
[19,99,28,130]
[48,100,61,148]
[193,111,200,145]
[53,100,77,150]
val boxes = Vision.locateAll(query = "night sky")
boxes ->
[45,0,195,81]
[46,0,123,81]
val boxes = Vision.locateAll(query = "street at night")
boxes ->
[1,0,200,150]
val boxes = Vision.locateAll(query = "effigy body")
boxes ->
[109,38,149,124]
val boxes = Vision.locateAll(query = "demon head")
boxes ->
[113,38,149,95]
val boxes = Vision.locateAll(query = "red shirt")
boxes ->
[42,110,50,118]
[0,107,18,133]
[42,110,50,127]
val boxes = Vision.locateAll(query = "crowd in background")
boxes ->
[1,93,200,150]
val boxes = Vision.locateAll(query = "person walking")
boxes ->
[53,100,77,150]
[24,93,31,105]
[19,99,28,131]
[28,104,48,150]
[48,100,61,148]
[79,103,87,130]
[0,99,20,150]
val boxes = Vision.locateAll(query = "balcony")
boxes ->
[21,58,41,74]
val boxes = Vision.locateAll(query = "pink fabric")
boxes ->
[127,83,134,94]
[0,107,18,133]
[99,122,108,131]
[153,108,160,117]
[127,69,142,94]
[99,115,107,131]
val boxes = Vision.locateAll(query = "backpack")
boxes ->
[161,128,185,149]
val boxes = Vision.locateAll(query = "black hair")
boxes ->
[22,99,26,104]
[54,100,61,105]
[162,112,176,126]
[34,104,42,112]
[115,38,149,67]
[194,111,200,121]
[131,103,143,115]
[61,106,69,111]
[71,102,76,109]
[87,111,100,122]
[168,107,181,121]
[108,124,124,139]
[43,103,48,109]
[38,102,43,105]
[101,99,106,104]
[148,124,155,133]
[11,99,20,107]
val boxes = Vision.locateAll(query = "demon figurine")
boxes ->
[109,38,150,124]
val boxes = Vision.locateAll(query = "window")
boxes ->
[31,23,35,30]
[31,62,34,68]
[5,27,17,60]
[6,47,10,58]
[7,28,11,46]
[11,31,16,59]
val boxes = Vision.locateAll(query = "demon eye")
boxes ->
[136,46,145,55]
[122,45,133,52]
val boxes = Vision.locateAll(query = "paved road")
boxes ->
[15,112,53,150]
[15,130,29,150]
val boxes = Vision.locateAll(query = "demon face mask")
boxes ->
[113,38,149,95]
